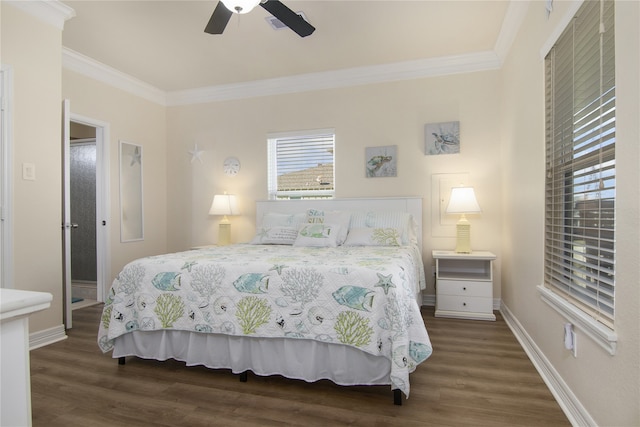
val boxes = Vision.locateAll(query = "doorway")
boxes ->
[62,101,110,329]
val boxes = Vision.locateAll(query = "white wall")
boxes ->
[166,71,504,298]
[1,4,64,333]
[500,1,639,425]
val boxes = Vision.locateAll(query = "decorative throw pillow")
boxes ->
[343,227,402,246]
[348,211,416,245]
[260,212,306,228]
[305,209,351,245]
[250,226,299,245]
[293,223,341,247]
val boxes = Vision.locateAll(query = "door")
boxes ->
[62,99,111,329]
[62,100,72,327]
[70,139,97,299]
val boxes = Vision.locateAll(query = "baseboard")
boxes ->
[500,301,596,427]
[422,293,435,307]
[29,324,67,350]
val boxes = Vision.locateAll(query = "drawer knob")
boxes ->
[463,302,467,306]
[463,287,467,291]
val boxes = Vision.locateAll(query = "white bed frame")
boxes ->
[256,197,423,253]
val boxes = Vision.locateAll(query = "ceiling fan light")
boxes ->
[221,0,261,14]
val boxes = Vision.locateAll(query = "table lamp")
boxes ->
[209,193,240,245]
[446,186,481,253]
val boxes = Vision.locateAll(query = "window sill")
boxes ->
[537,285,617,355]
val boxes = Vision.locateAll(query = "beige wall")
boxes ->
[62,71,168,281]
[166,71,504,298]
[500,1,639,425]
[1,4,65,332]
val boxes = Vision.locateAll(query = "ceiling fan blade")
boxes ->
[204,1,233,34]
[260,0,315,37]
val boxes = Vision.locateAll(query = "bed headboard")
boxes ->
[255,197,423,252]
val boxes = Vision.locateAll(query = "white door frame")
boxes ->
[1,65,13,289]
[63,100,111,328]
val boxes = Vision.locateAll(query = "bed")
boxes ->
[98,197,432,404]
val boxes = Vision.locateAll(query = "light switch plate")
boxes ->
[22,163,35,180]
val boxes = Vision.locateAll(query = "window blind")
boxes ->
[267,131,335,199]
[544,0,615,328]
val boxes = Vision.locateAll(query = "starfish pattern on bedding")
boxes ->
[375,273,395,295]
[269,264,288,275]
[181,261,197,272]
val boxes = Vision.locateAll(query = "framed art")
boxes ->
[365,145,397,177]
[425,121,460,155]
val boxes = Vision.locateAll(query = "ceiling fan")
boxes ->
[205,0,315,38]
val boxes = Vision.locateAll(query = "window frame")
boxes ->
[539,0,618,355]
[267,129,336,200]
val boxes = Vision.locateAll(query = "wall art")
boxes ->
[365,145,397,177]
[425,121,460,155]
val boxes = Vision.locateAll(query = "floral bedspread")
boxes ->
[97,244,432,397]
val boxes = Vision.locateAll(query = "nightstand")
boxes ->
[432,250,496,321]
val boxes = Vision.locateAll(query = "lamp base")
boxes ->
[218,223,231,246]
[455,220,472,253]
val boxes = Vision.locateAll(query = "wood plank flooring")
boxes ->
[29,305,570,426]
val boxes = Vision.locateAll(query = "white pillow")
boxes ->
[343,227,402,247]
[293,223,341,247]
[250,226,299,245]
[260,212,306,228]
[349,211,415,245]
[305,209,351,245]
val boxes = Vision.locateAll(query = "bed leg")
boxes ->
[118,356,126,365]
[239,371,248,382]
[393,389,402,406]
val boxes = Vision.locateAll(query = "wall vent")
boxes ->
[265,12,308,30]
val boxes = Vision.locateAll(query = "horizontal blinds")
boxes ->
[268,132,335,199]
[544,0,616,327]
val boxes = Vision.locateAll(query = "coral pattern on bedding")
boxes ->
[98,244,432,397]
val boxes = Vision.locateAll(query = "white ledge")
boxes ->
[537,285,617,355]
[0,288,52,321]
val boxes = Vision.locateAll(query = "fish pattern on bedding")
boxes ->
[97,244,432,397]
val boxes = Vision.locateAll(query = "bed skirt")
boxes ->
[113,330,393,387]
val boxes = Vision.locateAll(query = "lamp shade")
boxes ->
[209,194,240,216]
[221,0,261,14]
[446,187,481,214]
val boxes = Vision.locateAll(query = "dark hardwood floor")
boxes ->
[30,305,570,426]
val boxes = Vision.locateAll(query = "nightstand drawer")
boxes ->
[436,295,493,313]
[437,279,492,298]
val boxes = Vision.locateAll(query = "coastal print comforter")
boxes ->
[98,244,432,397]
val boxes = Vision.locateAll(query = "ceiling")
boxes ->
[61,1,512,94]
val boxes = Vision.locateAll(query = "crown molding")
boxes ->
[62,48,167,106]
[63,47,500,107]
[494,0,531,66]
[166,51,501,106]
[5,0,75,30]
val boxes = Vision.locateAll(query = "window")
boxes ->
[267,129,335,200]
[544,0,615,328]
